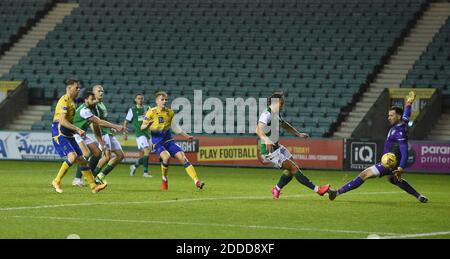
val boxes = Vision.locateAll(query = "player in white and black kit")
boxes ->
[255,92,333,200]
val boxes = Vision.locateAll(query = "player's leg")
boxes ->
[52,151,78,193]
[73,137,91,187]
[94,149,110,177]
[134,136,152,177]
[52,134,80,193]
[174,150,204,189]
[130,150,143,176]
[87,142,102,171]
[99,149,124,177]
[269,145,329,199]
[93,134,111,177]
[272,159,329,199]
[96,137,123,182]
[387,176,428,203]
[142,147,151,177]
[159,149,171,191]
[130,135,146,176]
[271,168,294,199]
[330,165,379,200]
[76,155,107,193]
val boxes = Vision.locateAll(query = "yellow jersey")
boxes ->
[143,107,174,144]
[52,94,76,137]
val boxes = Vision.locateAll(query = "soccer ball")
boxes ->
[381,153,397,170]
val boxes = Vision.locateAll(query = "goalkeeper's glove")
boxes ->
[406,91,416,105]
[393,167,404,182]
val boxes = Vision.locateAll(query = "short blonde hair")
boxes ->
[155,91,168,99]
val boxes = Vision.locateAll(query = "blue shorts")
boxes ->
[371,163,394,177]
[154,140,183,158]
[51,122,82,158]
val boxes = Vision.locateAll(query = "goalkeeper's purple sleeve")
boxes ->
[402,104,412,123]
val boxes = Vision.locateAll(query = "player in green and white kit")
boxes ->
[91,85,125,183]
[124,93,153,177]
[255,92,333,200]
[71,91,126,186]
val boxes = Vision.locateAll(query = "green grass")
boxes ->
[0,160,449,239]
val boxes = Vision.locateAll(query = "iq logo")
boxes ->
[350,142,377,170]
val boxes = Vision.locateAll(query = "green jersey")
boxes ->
[258,107,283,155]
[125,105,150,138]
[95,101,112,135]
[73,103,95,131]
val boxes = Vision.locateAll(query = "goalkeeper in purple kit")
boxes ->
[329,91,428,203]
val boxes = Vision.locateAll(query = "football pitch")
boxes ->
[0,160,449,239]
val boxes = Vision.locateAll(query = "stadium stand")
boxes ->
[0,0,426,137]
[0,0,53,55]
[401,17,450,109]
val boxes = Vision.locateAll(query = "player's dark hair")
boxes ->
[390,106,404,116]
[83,91,95,100]
[267,91,285,105]
[155,91,168,99]
[134,93,144,104]
[65,79,79,86]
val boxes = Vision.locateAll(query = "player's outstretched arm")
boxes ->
[280,120,309,139]
[89,115,127,133]
[171,120,194,141]
[403,91,415,122]
[406,91,416,106]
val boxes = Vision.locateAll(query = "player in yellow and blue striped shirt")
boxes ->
[51,79,107,194]
[141,91,205,191]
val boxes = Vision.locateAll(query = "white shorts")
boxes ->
[74,134,96,145]
[102,134,122,151]
[262,144,293,169]
[136,135,152,150]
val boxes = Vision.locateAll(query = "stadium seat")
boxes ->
[0,0,426,137]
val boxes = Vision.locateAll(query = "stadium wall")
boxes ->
[0,131,344,170]
[1,131,448,173]
[352,89,390,140]
[0,81,28,129]
[345,138,450,174]
[409,89,442,140]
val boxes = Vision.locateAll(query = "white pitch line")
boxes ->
[3,215,400,237]
[0,191,402,211]
[380,231,450,239]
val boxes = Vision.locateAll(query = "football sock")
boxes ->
[89,154,101,171]
[337,176,364,195]
[294,171,316,191]
[101,164,115,176]
[184,162,198,182]
[93,166,103,177]
[134,157,143,167]
[54,160,72,182]
[76,155,91,179]
[143,155,149,174]
[161,163,169,181]
[80,166,96,189]
[75,165,82,179]
[389,177,420,198]
[276,173,293,190]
